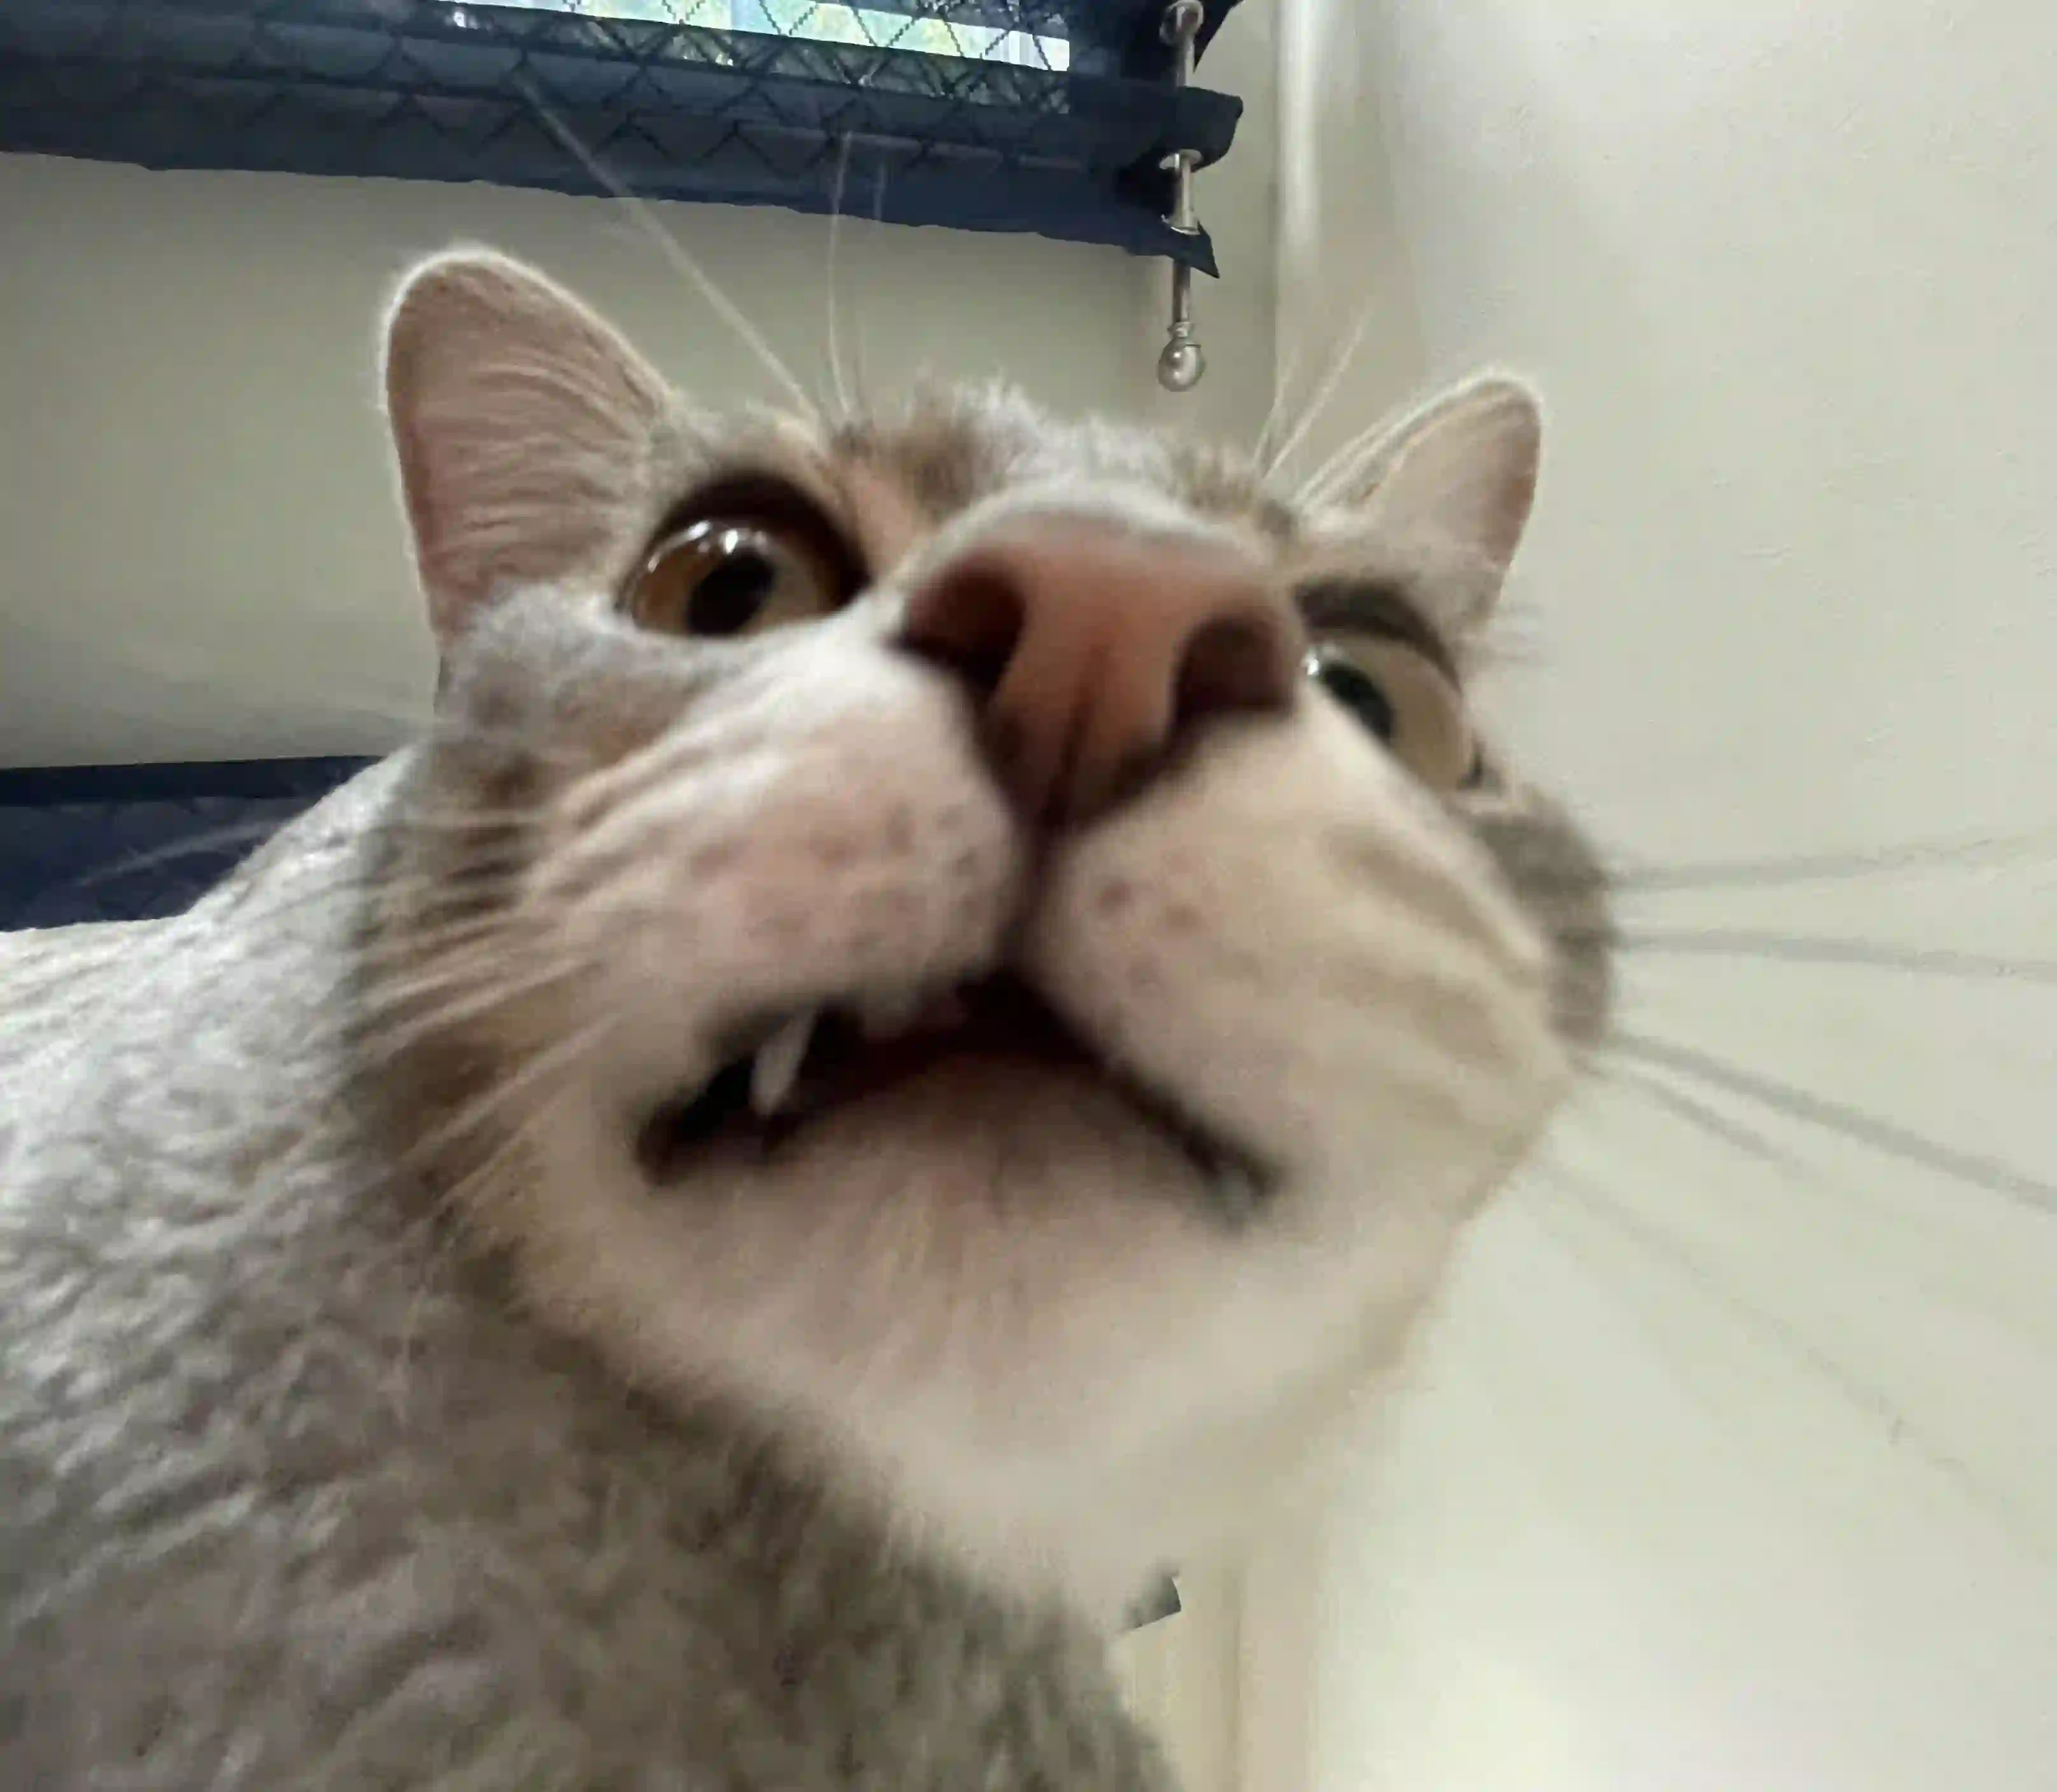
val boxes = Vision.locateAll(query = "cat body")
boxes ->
[0,250,1609,1788]
[0,769,1161,1788]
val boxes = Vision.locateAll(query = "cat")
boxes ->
[0,247,1611,1789]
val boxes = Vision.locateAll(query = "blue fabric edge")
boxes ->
[0,757,378,808]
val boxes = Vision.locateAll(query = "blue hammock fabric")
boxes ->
[0,0,1243,271]
[0,757,373,930]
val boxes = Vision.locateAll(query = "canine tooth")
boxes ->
[750,1011,816,1116]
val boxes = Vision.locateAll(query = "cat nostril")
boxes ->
[899,559,1024,699]
[1175,613,1296,725]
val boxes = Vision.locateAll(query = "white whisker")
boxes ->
[1529,1161,2045,1551]
[394,1015,619,1177]
[517,80,818,421]
[1249,328,1309,473]
[826,131,857,426]
[1266,309,1373,489]
[379,1199,477,1427]
[1606,823,2057,893]
[849,157,893,418]
[1613,928,2057,983]
[1594,1058,1799,1170]
[1606,1029,2057,1216]
[351,957,587,1063]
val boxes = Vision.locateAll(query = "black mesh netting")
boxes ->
[0,0,1243,267]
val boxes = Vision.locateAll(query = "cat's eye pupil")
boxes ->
[687,545,778,638]
[1309,653,1397,743]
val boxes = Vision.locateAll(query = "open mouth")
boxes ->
[635,971,1268,1203]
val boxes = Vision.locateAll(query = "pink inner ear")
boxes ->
[1360,381,1542,579]
[1465,443,1540,574]
[383,252,671,647]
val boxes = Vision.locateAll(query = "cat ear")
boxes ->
[1345,375,1542,624]
[383,248,670,645]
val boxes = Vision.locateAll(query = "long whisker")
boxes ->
[299,1018,615,1250]
[1606,1030,2057,1216]
[289,1025,614,1335]
[1263,309,1374,488]
[1592,1060,1800,1170]
[1531,1163,1858,1406]
[1249,327,1309,474]
[1296,423,1388,512]
[1517,1191,1731,1427]
[1492,825,2057,913]
[197,859,533,942]
[1588,1051,2057,1361]
[846,155,892,419]
[517,81,818,420]
[382,1194,477,1425]
[1531,1162,2037,1543]
[825,130,856,426]
[0,765,533,912]
[393,1014,619,1177]
[1605,824,2057,893]
[225,852,531,925]
[39,795,559,907]
[45,816,325,896]
[1610,928,2057,984]
[348,953,584,1049]
[344,923,516,981]
[416,715,663,773]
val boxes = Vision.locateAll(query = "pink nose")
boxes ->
[899,518,1303,823]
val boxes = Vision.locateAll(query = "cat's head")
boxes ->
[358,248,1610,1607]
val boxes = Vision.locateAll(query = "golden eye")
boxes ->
[628,518,841,640]
[1306,634,1477,791]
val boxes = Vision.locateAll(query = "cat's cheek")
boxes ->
[513,643,1021,1075]
[1028,703,1571,1201]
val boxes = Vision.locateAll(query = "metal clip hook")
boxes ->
[1156,0,1206,393]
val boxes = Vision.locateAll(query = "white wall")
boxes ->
[0,3,1275,767]
[1255,4,2057,1789]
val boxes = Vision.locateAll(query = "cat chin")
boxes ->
[508,1073,1469,1612]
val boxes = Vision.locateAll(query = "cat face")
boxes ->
[358,249,1610,1607]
